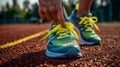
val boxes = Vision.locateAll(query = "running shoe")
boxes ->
[69,4,101,45]
[41,22,82,58]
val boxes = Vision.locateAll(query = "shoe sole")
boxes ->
[46,47,82,59]
[79,34,101,45]
[69,16,101,45]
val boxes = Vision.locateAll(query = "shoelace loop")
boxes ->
[40,22,79,41]
[56,29,70,39]
[79,17,100,31]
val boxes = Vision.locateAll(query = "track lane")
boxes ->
[0,24,50,45]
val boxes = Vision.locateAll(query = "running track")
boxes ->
[0,23,120,67]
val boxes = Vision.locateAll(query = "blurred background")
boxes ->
[0,0,120,24]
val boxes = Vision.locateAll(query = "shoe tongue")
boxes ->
[86,24,93,27]
[71,9,79,19]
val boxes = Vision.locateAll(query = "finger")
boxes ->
[38,0,47,6]
[56,5,66,28]
[38,7,45,19]
[38,0,41,4]
[57,13,65,27]
[50,20,57,26]
[43,7,52,21]
[48,5,57,21]
[47,0,57,20]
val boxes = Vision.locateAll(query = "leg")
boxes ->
[78,0,93,16]
[69,0,101,45]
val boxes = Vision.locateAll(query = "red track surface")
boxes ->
[0,23,120,67]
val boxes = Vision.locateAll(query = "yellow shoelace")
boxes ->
[75,3,100,31]
[79,16,100,31]
[40,22,79,41]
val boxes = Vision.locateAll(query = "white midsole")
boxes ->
[46,50,65,58]
[79,34,97,45]
[46,47,82,58]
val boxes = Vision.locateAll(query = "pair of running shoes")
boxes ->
[42,4,101,59]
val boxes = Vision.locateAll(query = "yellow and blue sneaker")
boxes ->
[69,4,101,45]
[41,22,82,58]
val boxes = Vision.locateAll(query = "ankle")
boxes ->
[77,9,90,16]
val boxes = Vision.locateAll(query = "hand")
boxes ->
[38,0,66,27]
